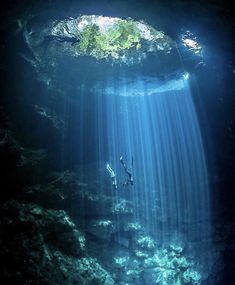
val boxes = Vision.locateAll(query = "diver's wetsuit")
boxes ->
[106,164,118,189]
[120,156,134,186]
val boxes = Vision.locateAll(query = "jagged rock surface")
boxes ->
[0,200,114,285]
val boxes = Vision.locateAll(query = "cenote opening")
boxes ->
[1,1,234,285]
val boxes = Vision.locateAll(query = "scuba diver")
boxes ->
[120,156,134,186]
[106,156,134,189]
[106,163,118,189]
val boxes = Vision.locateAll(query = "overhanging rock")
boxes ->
[48,15,174,64]
[22,15,181,92]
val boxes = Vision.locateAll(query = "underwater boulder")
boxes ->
[142,245,202,284]
[136,235,156,251]
[75,257,115,285]
[0,200,86,254]
[0,200,90,284]
[87,219,115,242]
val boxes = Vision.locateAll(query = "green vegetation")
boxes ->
[77,19,141,61]
[78,24,100,55]
[49,15,174,64]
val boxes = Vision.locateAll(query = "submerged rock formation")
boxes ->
[0,200,114,285]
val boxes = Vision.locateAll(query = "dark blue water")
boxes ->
[1,1,234,284]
